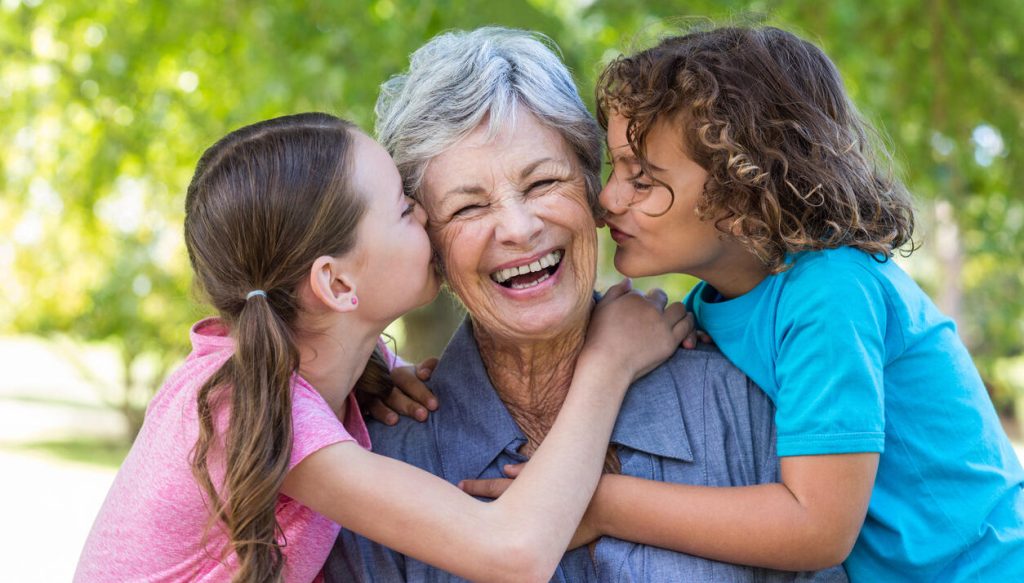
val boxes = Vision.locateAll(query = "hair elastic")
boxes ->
[245,290,267,300]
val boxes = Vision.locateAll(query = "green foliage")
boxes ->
[3,0,1022,424]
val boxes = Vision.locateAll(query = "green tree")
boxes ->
[2,0,1021,439]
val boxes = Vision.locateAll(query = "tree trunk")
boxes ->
[934,199,966,343]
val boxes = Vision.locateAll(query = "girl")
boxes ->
[74,113,690,582]
[465,25,1024,581]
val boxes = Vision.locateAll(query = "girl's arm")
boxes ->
[464,452,876,571]
[282,281,692,583]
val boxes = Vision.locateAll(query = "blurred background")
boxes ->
[2,0,1022,579]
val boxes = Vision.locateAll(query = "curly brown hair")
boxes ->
[596,25,916,272]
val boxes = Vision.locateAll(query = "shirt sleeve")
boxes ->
[773,261,888,456]
[325,527,409,582]
[288,381,358,471]
[377,336,409,370]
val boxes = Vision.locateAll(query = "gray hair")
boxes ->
[375,27,603,214]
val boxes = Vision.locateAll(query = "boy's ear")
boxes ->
[309,255,358,313]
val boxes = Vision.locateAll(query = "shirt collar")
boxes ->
[430,315,693,483]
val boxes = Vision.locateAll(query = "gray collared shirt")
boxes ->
[325,318,846,582]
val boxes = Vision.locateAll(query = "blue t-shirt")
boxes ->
[687,247,1024,582]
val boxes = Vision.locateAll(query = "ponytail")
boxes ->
[185,113,366,582]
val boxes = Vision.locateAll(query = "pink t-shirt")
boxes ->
[75,319,372,582]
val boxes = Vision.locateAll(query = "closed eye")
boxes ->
[626,169,654,191]
[401,202,416,217]
[451,203,487,218]
[630,179,654,192]
[527,179,558,192]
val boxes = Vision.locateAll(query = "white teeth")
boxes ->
[490,250,563,284]
[507,272,548,290]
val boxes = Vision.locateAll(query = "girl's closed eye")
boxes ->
[402,201,416,217]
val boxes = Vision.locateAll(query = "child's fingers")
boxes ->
[382,386,429,422]
[601,277,633,302]
[458,478,514,500]
[698,330,714,346]
[645,287,669,311]
[366,399,399,426]
[672,311,696,348]
[391,365,438,412]
[682,329,698,349]
[664,301,686,325]
[416,357,440,384]
[502,462,527,477]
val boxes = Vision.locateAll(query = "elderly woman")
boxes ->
[326,28,845,582]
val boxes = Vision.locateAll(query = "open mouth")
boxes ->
[489,249,564,290]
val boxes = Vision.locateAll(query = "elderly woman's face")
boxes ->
[420,109,598,340]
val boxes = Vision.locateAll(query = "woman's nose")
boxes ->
[599,175,627,215]
[494,198,543,247]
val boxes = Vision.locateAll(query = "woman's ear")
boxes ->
[309,255,359,313]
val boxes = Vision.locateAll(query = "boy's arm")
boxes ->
[463,452,877,570]
[589,453,877,570]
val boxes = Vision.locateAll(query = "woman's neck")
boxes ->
[296,316,383,419]
[473,317,589,455]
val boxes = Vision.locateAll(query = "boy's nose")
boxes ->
[599,177,628,215]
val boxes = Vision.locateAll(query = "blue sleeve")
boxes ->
[773,262,888,456]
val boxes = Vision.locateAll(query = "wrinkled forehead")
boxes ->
[419,109,578,203]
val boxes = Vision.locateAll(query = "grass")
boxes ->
[10,436,131,469]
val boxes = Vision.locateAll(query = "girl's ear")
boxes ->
[309,255,358,313]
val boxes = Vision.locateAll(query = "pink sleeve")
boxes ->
[288,381,358,471]
[377,336,409,371]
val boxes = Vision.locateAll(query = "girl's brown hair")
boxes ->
[596,25,917,272]
[184,112,391,582]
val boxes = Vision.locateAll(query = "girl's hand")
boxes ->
[460,463,602,549]
[584,279,692,382]
[363,357,439,424]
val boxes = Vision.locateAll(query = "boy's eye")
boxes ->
[401,202,416,217]
[630,180,654,192]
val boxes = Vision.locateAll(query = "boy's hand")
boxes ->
[363,357,439,425]
[583,279,691,383]
[682,329,713,349]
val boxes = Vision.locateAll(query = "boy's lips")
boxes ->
[605,222,633,244]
